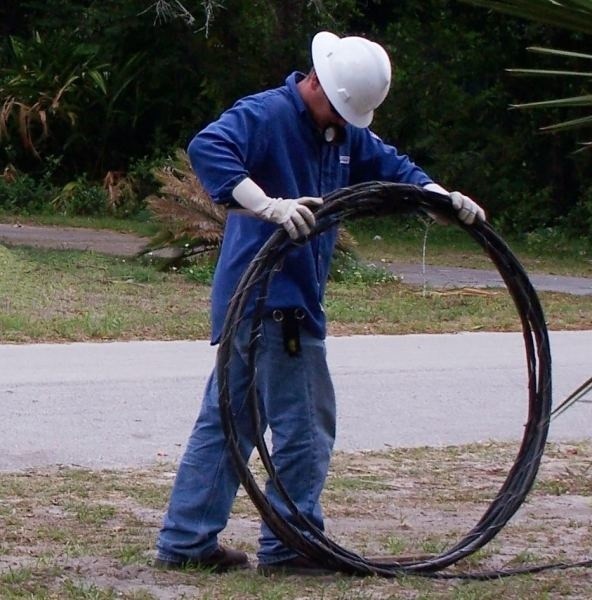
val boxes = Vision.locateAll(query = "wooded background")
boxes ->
[1,0,591,235]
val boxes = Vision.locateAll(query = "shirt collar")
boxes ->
[285,71,309,117]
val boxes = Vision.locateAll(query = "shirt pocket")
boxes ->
[337,153,351,187]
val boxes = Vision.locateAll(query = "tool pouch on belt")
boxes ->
[272,308,305,357]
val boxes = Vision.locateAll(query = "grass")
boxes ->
[3,209,592,273]
[0,441,590,598]
[350,216,592,277]
[1,233,591,342]
[0,245,212,342]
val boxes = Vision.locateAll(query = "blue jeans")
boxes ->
[156,317,336,564]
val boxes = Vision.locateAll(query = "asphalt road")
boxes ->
[0,223,148,256]
[1,331,590,471]
[389,263,592,296]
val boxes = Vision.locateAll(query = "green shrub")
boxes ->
[330,252,398,285]
[0,31,110,169]
[562,185,592,235]
[127,154,167,202]
[51,177,108,216]
[522,223,591,260]
[0,172,55,213]
[181,259,216,284]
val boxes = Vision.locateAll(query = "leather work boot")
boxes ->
[154,545,249,573]
[257,555,335,576]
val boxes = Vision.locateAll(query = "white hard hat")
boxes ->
[312,31,391,128]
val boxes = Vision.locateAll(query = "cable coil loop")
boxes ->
[216,182,560,578]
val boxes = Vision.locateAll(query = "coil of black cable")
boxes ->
[216,182,553,578]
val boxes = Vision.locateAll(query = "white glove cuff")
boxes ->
[232,177,273,215]
[423,182,449,196]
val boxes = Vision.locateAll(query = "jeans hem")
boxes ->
[156,541,219,563]
[256,550,299,565]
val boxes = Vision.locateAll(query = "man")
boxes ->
[155,31,485,576]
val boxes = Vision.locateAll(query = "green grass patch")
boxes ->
[1,244,591,343]
[349,216,592,277]
[1,216,591,342]
[0,246,211,342]
[326,279,592,335]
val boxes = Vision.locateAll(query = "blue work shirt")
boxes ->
[188,72,433,344]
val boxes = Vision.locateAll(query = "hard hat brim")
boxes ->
[312,31,374,129]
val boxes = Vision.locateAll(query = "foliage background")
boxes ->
[1,0,592,235]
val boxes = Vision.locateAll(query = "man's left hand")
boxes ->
[449,191,486,225]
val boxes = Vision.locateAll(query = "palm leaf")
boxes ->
[50,75,80,110]
[511,95,592,109]
[142,150,226,264]
[574,140,592,152]
[87,70,108,95]
[463,0,592,150]
[539,114,592,131]
[506,68,592,76]
[144,149,357,267]
[527,46,592,59]
[460,1,592,35]
[551,375,592,419]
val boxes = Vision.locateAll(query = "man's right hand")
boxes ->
[232,177,322,239]
[257,196,323,239]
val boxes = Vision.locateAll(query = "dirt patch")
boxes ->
[1,441,591,598]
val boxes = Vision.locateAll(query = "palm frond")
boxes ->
[463,0,592,151]
[527,46,592,59]
[460,0,592,35]
[539,114,592,131]
[144,149,356,267]
[506,68,592,76]
[142,149,226,261]
[574,140,592,152]
[510,94,592,109]
[551,375,592,420]
[146,195,224,246]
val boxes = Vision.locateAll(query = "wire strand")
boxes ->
[214,182,589,578]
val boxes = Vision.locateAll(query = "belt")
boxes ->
[270,308,305,357]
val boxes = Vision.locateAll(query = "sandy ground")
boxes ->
[0,443,591,598]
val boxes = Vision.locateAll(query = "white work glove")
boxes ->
[232,177,322,240]
[450,191,486,225]
[423,183,486,225]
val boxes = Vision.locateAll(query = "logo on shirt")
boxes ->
[339,155,350,165]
